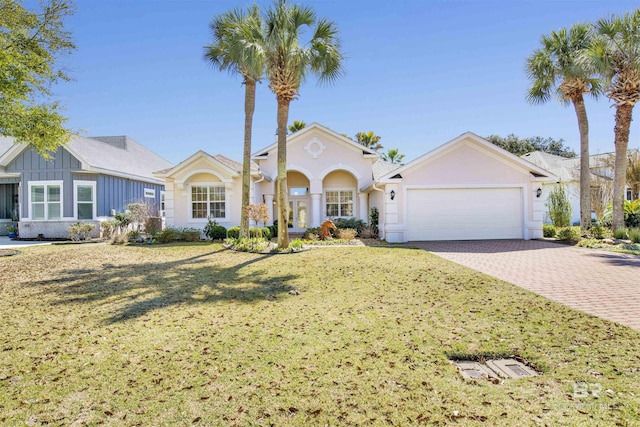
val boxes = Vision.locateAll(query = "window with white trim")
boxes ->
[191,185,226,219]
[29,181,63,220]
[74,181,96,220]
[325,189,354,217]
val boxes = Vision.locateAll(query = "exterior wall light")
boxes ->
[390,190,396,200]
[536,188,542,198]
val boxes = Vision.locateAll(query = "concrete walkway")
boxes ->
[0,236,52,249]
[412,240,640,331]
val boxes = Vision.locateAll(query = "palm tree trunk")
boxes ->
[612,103,634,230]
[572,96,591,233]
[276,96,290,249]
[240,79,256,239]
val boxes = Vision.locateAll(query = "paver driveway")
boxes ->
[412,240,640,331]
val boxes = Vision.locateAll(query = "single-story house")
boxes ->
[157,123,556,242]
[0,135,172,238]
[521,149,639,225]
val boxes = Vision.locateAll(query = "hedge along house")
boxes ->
[159,123,556,242]
[0,135,172,238]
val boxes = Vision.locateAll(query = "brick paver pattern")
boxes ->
[412,240,640,331]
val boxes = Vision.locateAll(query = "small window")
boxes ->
[325,189,354,217]
[144,188,155,198]
[289,187,308,196]
[74,181,96,220]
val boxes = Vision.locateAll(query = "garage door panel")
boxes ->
[406,188,523,241]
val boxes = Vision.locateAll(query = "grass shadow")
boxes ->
[28,247,299,324]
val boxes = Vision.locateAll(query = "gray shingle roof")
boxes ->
[0,134,172,181]
[372,160,402,180]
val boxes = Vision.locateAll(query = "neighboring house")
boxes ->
[0,135,172,238]
[521,149,638,224]
[159,123,555,242]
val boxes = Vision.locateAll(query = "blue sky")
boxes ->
[50,0,640,165]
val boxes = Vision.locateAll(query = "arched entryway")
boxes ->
[322,170,358,219]
[287,171,310,232]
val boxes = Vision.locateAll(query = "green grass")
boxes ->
[1,243,639,426]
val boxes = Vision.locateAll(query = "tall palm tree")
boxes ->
[584,9,640,229]
[355,131,383,151]
[381,148,405,164]
[288,120,306,133]
[263,0,344,249]
[204,5,264,239]
[526,23,602,233]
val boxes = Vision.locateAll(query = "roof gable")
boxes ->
[252,122,380,159]
[379,132,556,182]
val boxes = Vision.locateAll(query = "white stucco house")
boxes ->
[154,123,556,242]
[521,149,639,225]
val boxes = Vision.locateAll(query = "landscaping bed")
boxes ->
[1,243,639,425]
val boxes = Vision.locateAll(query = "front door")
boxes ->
[288,199,308,232]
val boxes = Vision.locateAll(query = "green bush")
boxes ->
[333,218,366,235]
[542,224,556,238]
[290,238,304,251]
[302,227,320,240]
[546,184,572,228]
[369,207,379,238]
[556,227,578,241]
[589,224,607,240]
[267,225,278,238]
[613,227,628,240]
[180,227,201,242]
[626,213,640,228]
[203,219,226,240]
[628,228,640,244]
[225,237,269,253]
[261,227,272,240]
[249,227,264,238]
[156,227,179,243]
[227,226,241,239]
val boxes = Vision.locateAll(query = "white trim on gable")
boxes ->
[156,150,240,180]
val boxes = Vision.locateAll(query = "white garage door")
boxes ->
[406,188,523,241]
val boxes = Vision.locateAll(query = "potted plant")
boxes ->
[7,224,18,239]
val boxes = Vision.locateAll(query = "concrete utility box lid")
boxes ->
[453,361,500,380]
[485,359,538,379]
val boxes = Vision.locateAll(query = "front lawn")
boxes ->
[1,243,639,425]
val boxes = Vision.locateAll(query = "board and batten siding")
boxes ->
[0,183,18,220]
[6,146,164,219]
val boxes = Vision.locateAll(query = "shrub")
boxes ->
[628,228,640,244]
[337,228,357,240]
[542,224,556,238]
[156,227,179,243]
[302,227,320,240]
[225,237,270,253]
[145,217,162,237]
[68,222,95,241]
[369,207,379,238]
[126,202,151,226]
[203,219,226,240]
[333,217,366,235]
[249,227,264,238]
[626,213,640,228]
[227,226,241,239]
[127,230,141,241]
[100,220,118,239]
[556,227,578,241]
[267,225,278,238]
[546,184,572,228]
[613,227,628,240]
[589,224,607,240]
[290,238,304,251]
[180,227,202,242]
[246,203,270,227]
[261,227,272,240]
[114,212,132,228]
[111,233,128,245]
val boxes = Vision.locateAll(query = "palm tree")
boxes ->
[288,120,306,133]
[355,131,383,151]
[263,0,344,249]
[584,9,640,229]
[381,148,405,164]
[204,5,264,239]
[526,23,602,233]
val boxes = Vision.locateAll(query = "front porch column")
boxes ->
[358,193,368,222]
[264,194,274,225]
[311,193,321,227]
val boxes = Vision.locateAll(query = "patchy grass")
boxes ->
[1,243,639,426]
